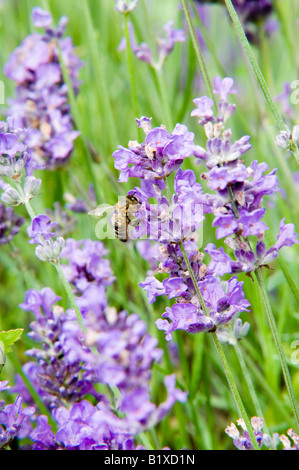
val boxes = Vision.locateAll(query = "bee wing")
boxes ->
[88,204,114,218]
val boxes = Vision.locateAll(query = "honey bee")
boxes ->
[89,194,141,242]
[111,194,141,242]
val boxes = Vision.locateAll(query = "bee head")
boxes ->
[126,194,140,204]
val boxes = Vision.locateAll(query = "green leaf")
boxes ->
[0,329,23,354]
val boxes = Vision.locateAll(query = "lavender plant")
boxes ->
[1,0,299,453]
[1,240,186,449]
[4,7,82,169]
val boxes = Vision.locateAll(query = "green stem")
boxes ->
[138,432,154,450]
[82,1,118,150]
[179,241,209,316]
[181,0,216,106]
[224,0,286,133]
[273,0,299,77]
[154,67,173,130]
[179,241,260,450]
[55,262,87,333]
[255,267,299,430]
[243,343,294,423]
[211,333,260,450]
[57,46,102,205]
[123,13,142,140]
[265,232,299,310]
[234,343,266,429]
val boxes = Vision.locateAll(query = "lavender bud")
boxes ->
[114,0,138,14]
[275,130,291,150]
[23,176,42,201]
[35,236,65,263]
[1,185,22,206]
[0,340,5,370]
[292,125,299,148]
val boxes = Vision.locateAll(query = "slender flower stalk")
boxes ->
[179,241,260,450]
[223,1,286,132]
[123,12,142,140]
[234,343,266,427]
[179,241,209,317]
[56,45,102,205]
[255,267,299,430]
[181,0,216,106]
[155,67,174,131]
[54,262,86,333]
[212,333,260,450]
[82,1,118,150]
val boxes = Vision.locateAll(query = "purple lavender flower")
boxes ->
[191,76,298,276]
[4,8,82,169]
[27,215,65,264]
[60,304,186,429]
[0,204,24,244]
[114,0,139,14]
[52,401,140,450]
[18,286,100,408]
[225,416,280,450]
[113,119,197,182]
[118,21,185,69]
[0,117,41,180]
[121,374,187,429]
[27,214,57,244]
[110,102,251,341]
[17,229,185,431]
[216,317,250,345]
[156,276,250,341]
[279,429,299,450]
[60,238,115,296]
[0,381,35,449]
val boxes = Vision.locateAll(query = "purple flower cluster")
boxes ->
[279,429,299,450]
[139,238,250,340]
[0,203,24,245]
[1,377,142,450]
[112,114,251,340]
[0,117,42,208]
[0,381,35,449]
[59,238,186,425]
[118,21,185,69]
[191,76,298,276]
[27,214,65,264]
[37,401,143,450]
[111,77,298,343]
[225,416,280,450]
[4,7,82,169]
[113,118,196,182]
[7,238,186,449]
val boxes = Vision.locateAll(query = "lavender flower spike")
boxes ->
[4,8,82,169]
[0,381,35,450]
[190,76,297,276]
[113,119,198,182]
[115,0,138,14]
[118,21,185,69]
[0,204,24,245]
[225,416,280,450]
